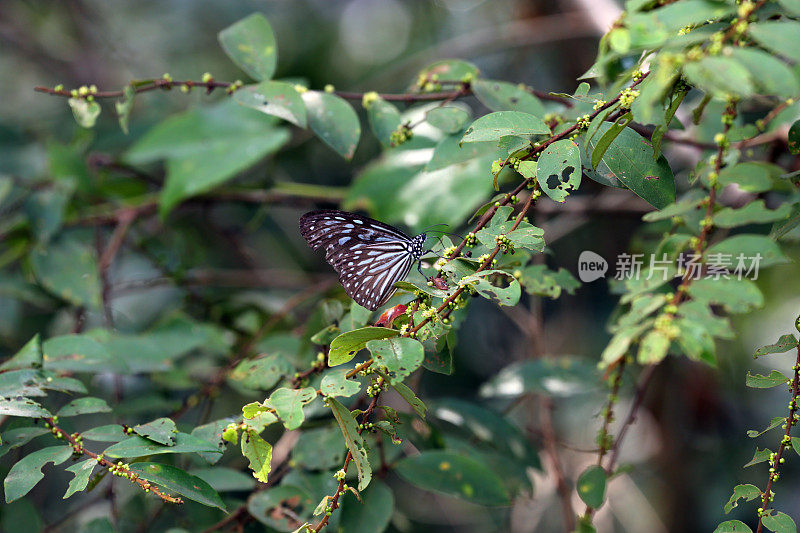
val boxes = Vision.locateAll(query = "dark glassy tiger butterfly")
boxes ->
[299,210,428,311]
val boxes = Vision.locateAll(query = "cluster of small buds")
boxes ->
[366,380,384,397]
[443,246,457,258]
[356,365,376,377]
[495,234,515,254]
[632,69,644,81]
[737,0,755,19]
[506,193,518,204]
[399,324,409,336]
[201,72,213,83]
[421,307,438,320]
[433,257,448,271]
[358,422,376,432]
[334,469,346,481]
[654,313,680,339]
[592,100,606,111]
[416,73,442,93]
[465,232,477,246]
[477,253,491,265]
[70,84,100,101]
[225,80,244,94]
[324,84,335,93]
[542,113,563,126]
[461,72,475,84]
[507,157,521,171]
[162,73,173,84]
[713,132,729,148]
[677,25,694,36]
[109,460,132,479]
[619,87,640,109]
[390,124,413,146]
[293,84,309,94]
[576,114,591,130]
[700,215,714,230]
[361,91,379,109]
[531,189,542,200]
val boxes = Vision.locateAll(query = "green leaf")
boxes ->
[431,399,541,471]
[189,467,257,492]
[30,238,101,308]
[683,56,754,98]
[241,428,273,483]
[291,425,347,471]
[42,335,118,373]
[328,327,400,366]
[0,334,42,371]
[637,329,670,364]
[388,380,426,418]
[587,122,675,209]
[471,79,545,117]
[249,485,315,529]
[56,397,111,417]
[714,201,791,228]
[687,278,763,314]
[755,334,798,357]
[590,113,632,169]
[340,480,394,533]
[461,111,549,143]
[416,59,479,83]
[762,511,797,533]
[328,397,372,491]
[133,417,177,445]
[747,416,785,438]
[790,120,800,155]
[229,354,292,390]
[115,85,135,134]
[63,459,95,499]
[723,484,761,514]
[366,337,424,385]
[233,81,307,127]
[517,265,580,298]
[706,235,790,268]
[267,387,317,430]
[778,0,800,15]
[367,98,402,146]
[425,132,498,172]
[714,520,753,533]
[302,91,360,160]
[68,98,101,128]
[576,465,606,509]
[0,397,51,418]
[746,370,788,389]
[103,432,222,458]
[728,47,800,99]
[25,181,74,244]
[126,101,289,217]
[426,106,470,134]
[792,437,800,457]
[0,427,48,458]
[537,138,582,202]
[744,447,772,468]
[772,204,800,240]
[749,21,800,63]
[81,425,128,443]
[320,368,362,398]
[675,318,716,365]
[480,356,597,398]
[396,450,510,505]
[460,270,521,306]
[4,445,72,502]
[218,13,277,81]
[311,325,341,345]
[718,162,778,193]
[128,463,226,510]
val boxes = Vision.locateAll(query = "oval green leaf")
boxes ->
[218,13,277,81]
[233,80,307,127]
[302,91,361,160]
[328,327,400,366]
[461,111,550,143]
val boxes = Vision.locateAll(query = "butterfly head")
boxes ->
[410,233,427,259]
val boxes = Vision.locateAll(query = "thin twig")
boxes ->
[540,397,575,531]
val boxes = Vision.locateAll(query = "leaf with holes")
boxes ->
[134,418,178,445]
[755,334,798,358]
[746,370,788,389]
[241,429,273,483]
[320,368,362,398]
[460,270,521,306]
[366,337,424,385]
[63,459,95,499]
[537,139,581,202]
[723,484,761,514]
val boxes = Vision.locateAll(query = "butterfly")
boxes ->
[299,209,429,311]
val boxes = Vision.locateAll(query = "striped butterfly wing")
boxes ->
[299,210,417,310]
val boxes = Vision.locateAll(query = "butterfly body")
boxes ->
[299,209,426,310]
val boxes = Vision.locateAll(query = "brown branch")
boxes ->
[756,340,800,533]
[540,397,574,531]
[43,418,182,504]
[605,364,657,474]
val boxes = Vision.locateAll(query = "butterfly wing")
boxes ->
[299,210,416,310]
